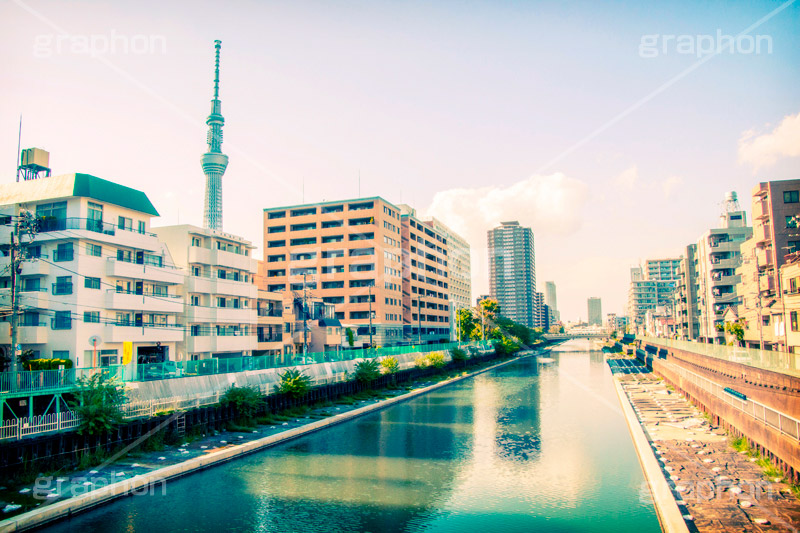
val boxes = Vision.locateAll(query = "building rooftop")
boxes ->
[0,173,159,216]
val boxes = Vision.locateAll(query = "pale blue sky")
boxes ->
[1,0,799,320]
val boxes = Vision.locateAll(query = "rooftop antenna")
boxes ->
[15,115,21,182]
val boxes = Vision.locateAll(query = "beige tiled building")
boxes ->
[737,180,800,350]
[260,197,405,347]
[399,206,451,344]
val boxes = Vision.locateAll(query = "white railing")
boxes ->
[670,363,800,442]
[0,412,82,441]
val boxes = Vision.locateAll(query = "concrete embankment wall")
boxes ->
[642,344,800,483]
[125,351,431,402]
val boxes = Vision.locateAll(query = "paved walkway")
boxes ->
[611,357,800,532]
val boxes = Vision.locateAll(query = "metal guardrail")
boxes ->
[0,366,126,395]
[671,363,800,442]
[640,336,800,378]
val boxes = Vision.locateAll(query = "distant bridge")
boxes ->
[543,333,607,340]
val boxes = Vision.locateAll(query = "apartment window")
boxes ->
[267,284,286,291]
[53,350,69,360]
[290,252,316,261]
[350,263,374,272]
[784,190,799,203]
[138,221,146,234]
[349,247,374,257]
[321,250,344,259]
[321,205,344,214]
[53,276,73,295]
[87,202,103,232]
[52,311,72,330]
[118,216,133,231]
[191,295,200,306]
[350,311,370,320]
[268,226,286,233]
[349,217,373,226]
[290,267,316,276]
[322,265,345,274]
[350,295,375,303]
[348,201,374,210]
[54,242,73,262]
[290,207,317,217]
[84,277,101,290]
[267,269,285,277]
[35,201,67,224]
[22,311,40,326]
[268,211,286,219]
[267,254,285,262]
[349,232,374,241]
[83,311,100,323]
[323,296,345,304]
[792,311,799,332]
[23,278,41,292]
[322,220,343,229]
[291,223,317,231]
[290,237,317,246]
[321,235,343,243]
[217,297,227,308]
[86,243,102,257]
[787,216,799,229]
[290,283,316,290]
[268,240,286,248]
[322,281,344,289]
[191,237,203,247]
[350,279,374,288]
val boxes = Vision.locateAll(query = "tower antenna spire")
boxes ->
[201,39,228,231]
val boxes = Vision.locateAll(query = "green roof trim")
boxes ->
[71,173,159,216]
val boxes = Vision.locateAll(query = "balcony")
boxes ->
[711,275,737,287]
[105,289,183,314]
[188,247,257,273]
[36,217,162,251]
[754,199,770,220]
[0,322,48,344]
[186,275,256,298]
[0,289,49,309]
[106,257,184,284]
[756,249,773,269]
[184,305,217,323]
[185,334,257,353]
[0,257,49,277]
[215,306,256,323]
[104,323,184,343]
[755,224,772,244]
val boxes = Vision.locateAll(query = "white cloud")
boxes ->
[424,172,589,301]
[612,165,638,190]
[661,175,683,198]
[738,110,800,171]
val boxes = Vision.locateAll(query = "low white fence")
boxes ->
[671,363,800,442]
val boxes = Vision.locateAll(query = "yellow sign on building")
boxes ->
[122,342,133,365]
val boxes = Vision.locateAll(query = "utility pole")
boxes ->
[368,284,373,349]
[8,211,39,372]
[755,248,764,351]
[417,294,422,345]
[302,272,308,357]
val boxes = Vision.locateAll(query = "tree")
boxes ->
[277,368,312,399]
[221,386,263,424]
[354,358,381,385]
[345,328,355,348]
[456,308,477,341]
[724,320,745,346]
[68,373,125,436]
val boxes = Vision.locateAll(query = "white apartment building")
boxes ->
[424,217,471,340]
[694,195,751,344]
[0,174,184,369]
[155,225,258,361]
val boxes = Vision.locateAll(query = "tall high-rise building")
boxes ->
[737,179,800,350]
[488,221,536,327]
[587,297,602,325]
[695,193,751,344]
[201,40,229,231]
[544,281,559,322]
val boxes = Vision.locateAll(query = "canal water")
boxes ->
[40,340,660,532]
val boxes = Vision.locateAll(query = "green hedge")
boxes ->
[24,358,74,371]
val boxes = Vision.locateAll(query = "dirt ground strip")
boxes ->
[613,361,800,533]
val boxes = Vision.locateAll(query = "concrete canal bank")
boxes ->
[1,354,528,532]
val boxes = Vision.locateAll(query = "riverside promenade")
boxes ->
[610,356,800,532]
